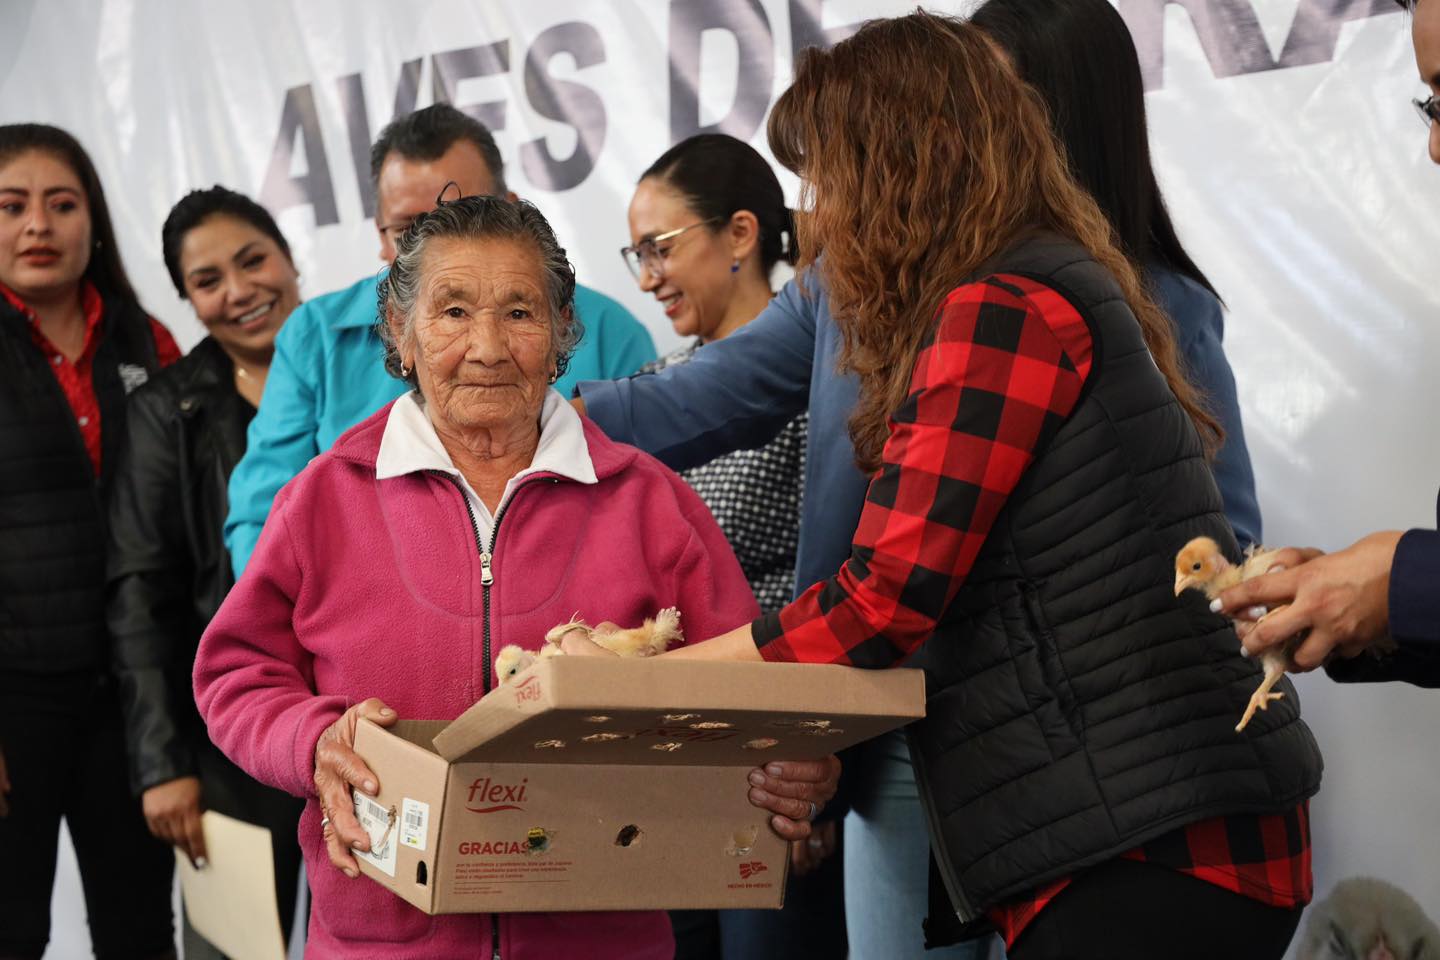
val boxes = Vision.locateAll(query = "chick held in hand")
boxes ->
[543,607,683,658]
[1173,536,1293,733]
[1295,876,1439,960]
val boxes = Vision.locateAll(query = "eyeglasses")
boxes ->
[1414,94,1440,126]
[620,218,721,280]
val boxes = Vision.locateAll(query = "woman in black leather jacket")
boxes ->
[105,187,304,956]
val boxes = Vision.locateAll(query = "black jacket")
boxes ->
[910,236,1323,923]
[106,338,254,792]
[0,291,161,675]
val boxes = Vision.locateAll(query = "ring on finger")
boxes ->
[807,835,824,850]
[807,801,818,821]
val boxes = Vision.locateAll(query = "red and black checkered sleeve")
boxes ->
[753,275,1094,666]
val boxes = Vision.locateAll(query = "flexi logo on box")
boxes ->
[513,676,542,704]
[466,776,529,813]
[738,861,768,879]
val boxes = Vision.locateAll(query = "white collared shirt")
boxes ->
[375,389,597,546]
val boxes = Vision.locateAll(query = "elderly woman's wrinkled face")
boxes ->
[397,236,556,437]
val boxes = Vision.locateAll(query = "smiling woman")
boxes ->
[106,186,306,958]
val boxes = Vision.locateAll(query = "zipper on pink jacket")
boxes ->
[439,471,548,960]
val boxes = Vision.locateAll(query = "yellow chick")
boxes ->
[543,607,683,658]
[494,644,538,684]
[1173,536,1290,733]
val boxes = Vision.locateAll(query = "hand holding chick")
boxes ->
[1173,537,1297,732]
[495,608,684,685]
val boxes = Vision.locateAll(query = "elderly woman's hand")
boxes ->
[747,754,841,842]
[314,698,398,878]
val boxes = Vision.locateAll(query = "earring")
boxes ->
[730,259,740,274]
[547,370,558,384]
[400,363,410,378]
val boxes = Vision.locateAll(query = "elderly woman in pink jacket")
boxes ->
[193,195,839,959]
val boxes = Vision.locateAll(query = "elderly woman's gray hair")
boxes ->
[375,195,582,386]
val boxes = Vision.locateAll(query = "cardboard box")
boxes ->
[351,657,925,914]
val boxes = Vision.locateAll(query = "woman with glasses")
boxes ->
[621,134,834,960]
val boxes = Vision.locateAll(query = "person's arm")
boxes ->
[1152,272,1262,546]
[1388,526,1440,649]
[106,387,208,864]
[196,488,349,798]
[1222,532,1403,669]
[576,276,819,470]
[106,387,197,791]
[668,276,1092,666]
[224,304,324,577]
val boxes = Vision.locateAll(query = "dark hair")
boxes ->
[369,104,507,194]
[971,0,1221,301]
[160,186,293,298]
[376,195,580,387]
[640,133,796,273]
[0,123,143,309]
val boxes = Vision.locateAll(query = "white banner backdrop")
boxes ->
[5,0,1438,953]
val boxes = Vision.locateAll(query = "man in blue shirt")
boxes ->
[225,104,654,575]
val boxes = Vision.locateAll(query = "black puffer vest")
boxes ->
[909,235,1323,921]
[0,292,161,674]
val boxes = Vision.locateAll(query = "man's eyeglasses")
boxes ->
[620,218,721,280]
[1414,94,1440,126]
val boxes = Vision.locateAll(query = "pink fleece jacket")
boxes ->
[194,401,759,959]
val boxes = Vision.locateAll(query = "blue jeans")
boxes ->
[844,730,1003,960]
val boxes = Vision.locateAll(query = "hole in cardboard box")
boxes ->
[651,742,683,752]
[726,825,760,857]
[690,721,733,729]
[584,715,612,723]
[615,824,642,847]
[526,828,552,854]
[662,713,700,722]
[534,739,566,749]
[415,861,428,886]
[581,732,633,743]
[743,738,779,750]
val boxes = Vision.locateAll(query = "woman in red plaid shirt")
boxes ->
[566,11,1323,960]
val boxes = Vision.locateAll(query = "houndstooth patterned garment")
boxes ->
[638,340,807,614]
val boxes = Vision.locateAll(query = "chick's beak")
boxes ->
[1174,572,1197,596]
[1368,940,1396,960]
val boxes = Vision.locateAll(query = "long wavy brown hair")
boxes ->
[768,10,1220,472]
